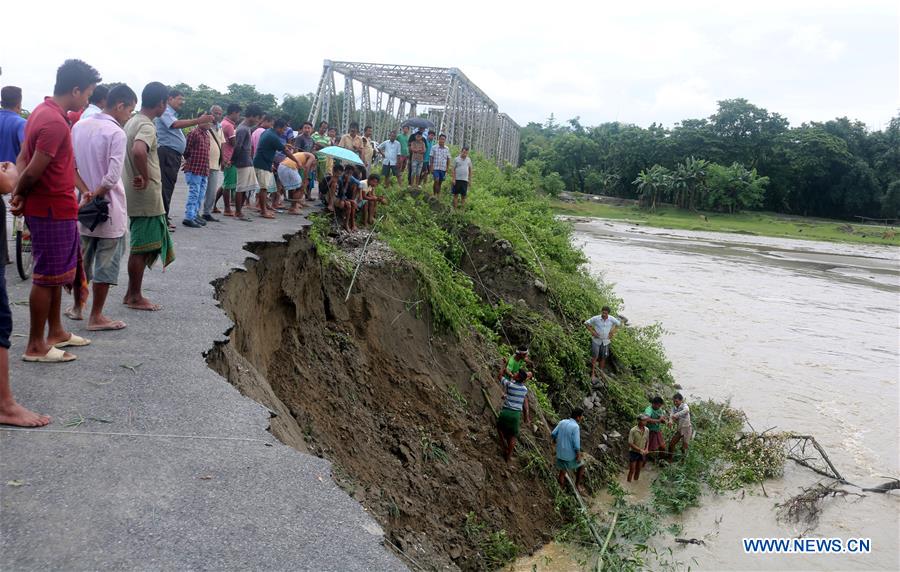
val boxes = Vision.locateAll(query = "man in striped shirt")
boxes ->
[496,369,531,462]
[430,134,450,195]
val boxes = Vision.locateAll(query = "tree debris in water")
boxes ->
[776,482,866,534]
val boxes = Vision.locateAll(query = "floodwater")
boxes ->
[514,220,900,571]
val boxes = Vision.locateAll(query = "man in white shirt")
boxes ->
[584,305,621,377]
[451,146,473,209]
[377,130,401,188]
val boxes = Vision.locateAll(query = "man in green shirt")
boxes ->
[122,82,175,312]
[644,396,667,460]
[396,125,410,185]
[497,346,532,382]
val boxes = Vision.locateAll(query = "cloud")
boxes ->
[788,25,847,60]
[2,0,895,129]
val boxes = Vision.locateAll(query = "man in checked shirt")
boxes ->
[181,119,213,228]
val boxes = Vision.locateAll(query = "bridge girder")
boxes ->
[309,60,520,166]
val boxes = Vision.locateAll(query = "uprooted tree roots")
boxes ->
[776,482,866,535]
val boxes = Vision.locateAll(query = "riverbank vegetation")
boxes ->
[521,99,900,222]
[552,198,900,245]
[308,154,793,570]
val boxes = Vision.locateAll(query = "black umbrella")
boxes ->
[401,117,436,130]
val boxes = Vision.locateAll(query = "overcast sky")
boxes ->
[3,0,897,130]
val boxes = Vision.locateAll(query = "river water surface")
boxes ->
[515,219,900,571]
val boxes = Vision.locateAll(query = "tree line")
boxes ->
[171,82,317,132]
[520,99,900,220]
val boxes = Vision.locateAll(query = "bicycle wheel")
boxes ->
[16,228,32,280]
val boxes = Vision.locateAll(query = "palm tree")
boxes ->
[633,165,672,210]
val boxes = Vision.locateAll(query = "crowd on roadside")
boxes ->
[0,59,476,428]
[491,307,694,492]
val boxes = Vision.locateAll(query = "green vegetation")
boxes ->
[652,400,784,513]
[463,512,520,569]
[522,100,900,221]
[553,199,900,245]
[369,151,672,416]
[419,430,450,464]
[308,152,787,570]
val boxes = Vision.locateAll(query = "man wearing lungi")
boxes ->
[11,59,101,363]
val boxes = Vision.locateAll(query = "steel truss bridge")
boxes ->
[309,60,520,166]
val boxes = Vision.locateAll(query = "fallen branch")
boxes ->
[344,216,383,301]
[861,478,900,494]
[776,482,866,534]
[674,537,705,546]
[596,510,619,572]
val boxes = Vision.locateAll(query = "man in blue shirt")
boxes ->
[0,86,27,266]
[551,408,585,490]
[153,88,214,228]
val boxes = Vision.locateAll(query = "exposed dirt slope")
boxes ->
[207,231,562,570]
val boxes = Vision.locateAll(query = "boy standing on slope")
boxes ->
[497,346,532,382]
[644,396,667,460]
[667,392,693,458]
[584,305,621,378]
[496,369,531,462]
[552,408,585,491]
[627,414,650,482]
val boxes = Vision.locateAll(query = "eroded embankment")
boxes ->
[207,230,567,570]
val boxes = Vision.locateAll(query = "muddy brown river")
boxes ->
[515,219,900,571]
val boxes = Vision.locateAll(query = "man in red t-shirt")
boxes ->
[11,59,102,363]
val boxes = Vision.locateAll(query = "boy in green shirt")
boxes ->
[497,346,532,382]
[644,396,666,460]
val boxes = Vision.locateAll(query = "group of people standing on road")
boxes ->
[0,58,483,429]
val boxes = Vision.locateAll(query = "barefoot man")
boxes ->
[0,162,50,425]
[70,84,137,331]
[121,82,175,311]
[11,59,102,363]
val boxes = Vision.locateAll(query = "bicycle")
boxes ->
[13,214,32,280]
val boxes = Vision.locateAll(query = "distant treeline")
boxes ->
[520,99,900,220]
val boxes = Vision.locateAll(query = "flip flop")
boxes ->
[23,347,76,363]
[236,215,253,222]
[260,212,276,219]
[53,333,91,348]
[124,300,162,311]
[87,320,127,331]
[64,308,84,320]
[223,211,235,217]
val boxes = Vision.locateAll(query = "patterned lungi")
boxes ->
[25,215,80,288]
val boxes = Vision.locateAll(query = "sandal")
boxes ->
[53,333,91,348]
[23,347,77,363]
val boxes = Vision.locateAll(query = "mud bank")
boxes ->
[207,230,570,570]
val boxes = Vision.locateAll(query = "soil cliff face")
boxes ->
[207,232,561,570]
